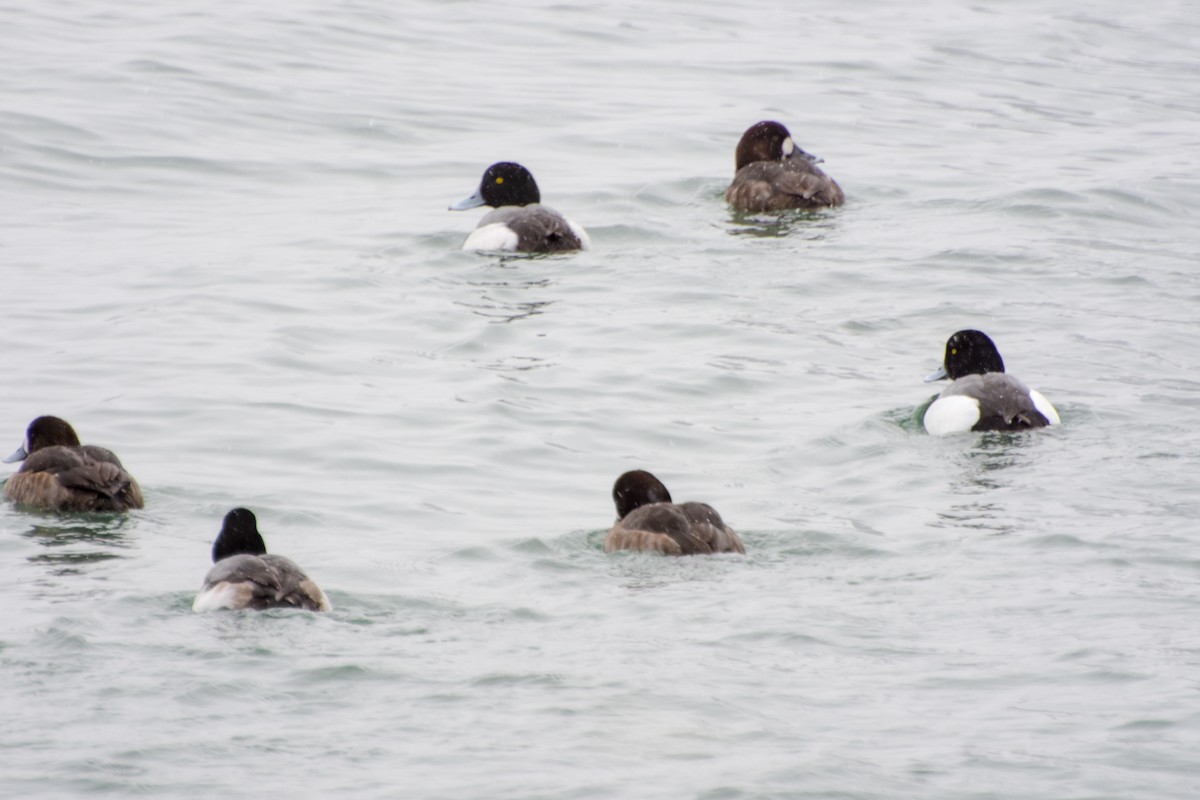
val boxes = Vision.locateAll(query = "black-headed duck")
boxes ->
[193,508,331,612]
[923,330,1060,435]
[450,162,591,253]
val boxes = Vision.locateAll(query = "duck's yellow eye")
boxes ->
[951,348,958,355]
[495,177,504,184]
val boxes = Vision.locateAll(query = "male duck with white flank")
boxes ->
[923,330,1061,436]
[450,161,591,253]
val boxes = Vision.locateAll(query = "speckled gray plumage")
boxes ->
[940,373,1052,431]
[199,553,329,611]
[477,205,586,252]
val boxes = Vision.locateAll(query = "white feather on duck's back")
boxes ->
[1029,390,1061,425]
[565,217,592,250]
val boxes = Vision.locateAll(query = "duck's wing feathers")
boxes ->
[943,373,1053,431]
[482,205,587,253]
[7,445,143,511]
[79,445,127,468]
[198,554,329,611]
[725,161,845,211]
[257,555,330,611]
[677,502,745,554]
[604,503,713,555]
[4,471,88,510]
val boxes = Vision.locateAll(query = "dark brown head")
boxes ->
[733,120,819,170]
[612,469,673,519]
[4,416,82,463]
[212,508,269,563]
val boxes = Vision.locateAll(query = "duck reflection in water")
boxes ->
[933,433,1044,535]
[453,264,557,325]
[20,516,134,575]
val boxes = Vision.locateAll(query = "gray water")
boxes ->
[2,1,1199,797]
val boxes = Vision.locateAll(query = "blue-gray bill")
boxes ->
[448,190,485,211]
[924,365,949,383]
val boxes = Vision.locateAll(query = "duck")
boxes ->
[3,415,144,512]
[923,329,1061,435]
[724,120,845,212]
[193,508,331,612]
[449,161,591,253]
[604,469,745,555]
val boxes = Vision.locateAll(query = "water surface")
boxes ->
[2,1,1199,797]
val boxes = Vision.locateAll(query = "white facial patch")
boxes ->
[924,395,982,436]
[782,137,795,157]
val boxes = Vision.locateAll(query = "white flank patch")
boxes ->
[192,582,242,613]
[566,217,592,250]
[462,223,519,252]
[1030,390,1060,425]
[924,395,981,436]
[314,586,332,612]
[301,579,333,612]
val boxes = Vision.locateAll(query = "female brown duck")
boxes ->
[604,469,745,555]
[725,120,844,212]
[3,415,144,512]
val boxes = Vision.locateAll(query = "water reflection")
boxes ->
[956,432,1037,487]
[482,355,554,374]
[19,516,134,575]
[935,432,1044,535]
[453,261,557,324]
[725,209,840,240]
[933,500,1014,535]
[606,545,743,593]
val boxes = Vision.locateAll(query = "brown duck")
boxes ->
[604,469,745,555]
[725,120,844,212]
[3,415,144,512]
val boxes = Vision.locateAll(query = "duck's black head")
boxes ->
[939,329,1007,380]
[212,508,268,563]
[451,162,542,210]
[612,469,673,519]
